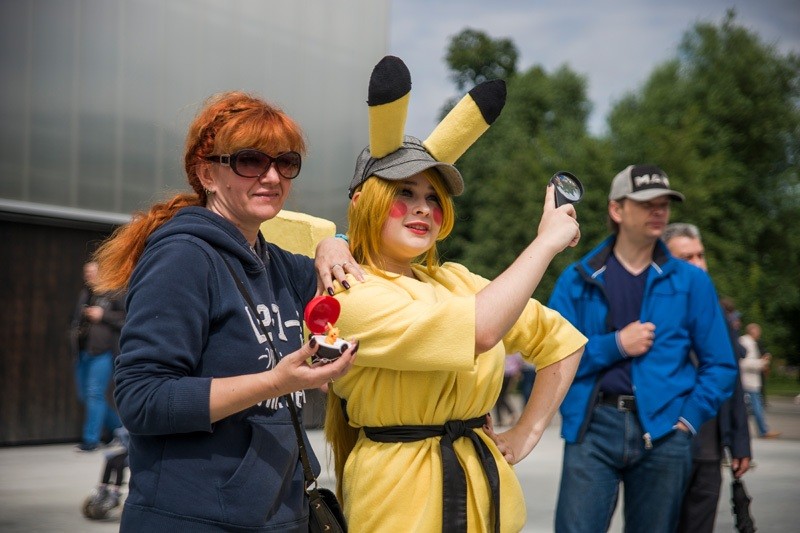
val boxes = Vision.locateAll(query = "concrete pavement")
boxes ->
[1,396,798,532]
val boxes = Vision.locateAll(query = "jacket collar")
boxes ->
[579,235,673,280]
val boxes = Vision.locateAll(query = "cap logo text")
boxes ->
[633,174,670,188]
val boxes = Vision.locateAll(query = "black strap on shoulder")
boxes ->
[221,258,318,489]
[364,416,500,533]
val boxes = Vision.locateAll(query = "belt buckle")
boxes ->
[617,395,634,411]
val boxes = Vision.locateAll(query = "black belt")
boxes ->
[363,416,500,533]
[598,392,637,412]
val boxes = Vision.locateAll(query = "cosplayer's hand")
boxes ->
[732,456,751,478]
[271,337,358,393]
[618,320,656,357]
[537,185,580,252]
[314,237,366,296]
[482,413,540,465]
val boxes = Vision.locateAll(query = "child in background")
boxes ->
[81,427,129,520]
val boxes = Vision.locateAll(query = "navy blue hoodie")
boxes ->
[115,207,320,532]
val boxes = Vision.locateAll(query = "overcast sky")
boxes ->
[388,0,800,136]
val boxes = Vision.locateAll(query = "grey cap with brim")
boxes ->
[608,164,685,202]
[348,136,464,198]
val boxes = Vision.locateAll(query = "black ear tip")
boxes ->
[376,55,408,72]
[468,79,507,125]
[368,56,412,106]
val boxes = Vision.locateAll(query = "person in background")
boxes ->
[662,222,752,533]
[81,426,130,520]
[548,165,738,533]
[69,260,124,452]
[92,91,360,531]
[324,55,586,532]
[495,352,524,426]
[739,323,781,439]
[517,359,537,404]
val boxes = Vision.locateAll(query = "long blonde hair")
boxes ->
[347,169,455,277]
[93,91,306,292]
[324,169,455,500]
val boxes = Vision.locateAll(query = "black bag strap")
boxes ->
[222,258,318,489]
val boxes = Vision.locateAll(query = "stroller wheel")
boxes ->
[82,495,107,519]
[81,486,116,520]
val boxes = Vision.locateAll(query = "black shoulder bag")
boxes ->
[223,259,347,533]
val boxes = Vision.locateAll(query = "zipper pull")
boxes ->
[643,433,653,450]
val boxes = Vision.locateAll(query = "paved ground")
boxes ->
[1,396,797,532]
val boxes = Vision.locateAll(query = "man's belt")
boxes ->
[363,415,500,533]
[597,392,637,412]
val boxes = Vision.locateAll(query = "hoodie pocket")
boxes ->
[218,420,305,527]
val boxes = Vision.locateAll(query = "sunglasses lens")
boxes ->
[275,152,301,179]
[233,150,270,177]
[230,150,301,178]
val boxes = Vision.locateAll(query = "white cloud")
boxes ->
[389,0,800,136]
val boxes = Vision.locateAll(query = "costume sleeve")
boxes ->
[115,240,214,435]
[547,266,623,378]
[502,299,587,371]
[679,270,738,432]
[333,273,476,372]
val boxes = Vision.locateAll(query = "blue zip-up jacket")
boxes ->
[115,207,319,532]
[548,235,737,444]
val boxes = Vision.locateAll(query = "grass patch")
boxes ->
[765,373,800,397]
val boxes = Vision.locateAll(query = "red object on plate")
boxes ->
[304,296,341,334]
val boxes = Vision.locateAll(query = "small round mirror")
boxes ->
[550,171,584,207]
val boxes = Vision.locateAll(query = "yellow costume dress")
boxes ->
[331,262,587,532]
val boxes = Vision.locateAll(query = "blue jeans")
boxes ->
[75,351,121,445]
[555,404,693,533]
[744,391,770,436]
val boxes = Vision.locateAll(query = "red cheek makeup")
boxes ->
[432,206,443,226]
[389,200,408,218]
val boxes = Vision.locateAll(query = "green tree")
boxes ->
[445,28,518,91]
[606,11,800,363]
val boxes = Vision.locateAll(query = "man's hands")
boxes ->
[618,320,656,357]
[83,306,104,323]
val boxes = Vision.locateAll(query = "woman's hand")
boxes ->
[483,348,582,465]
[537,185,581,253]
[209,338,358,423]
[272,337,359,393]
[314,237,365,296]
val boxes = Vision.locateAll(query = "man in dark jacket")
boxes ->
[70,261,125,451]
[663,222,752,533]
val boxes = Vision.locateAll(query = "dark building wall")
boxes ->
[0,217,113,445]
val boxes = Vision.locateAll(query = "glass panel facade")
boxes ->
[0,0,388,223]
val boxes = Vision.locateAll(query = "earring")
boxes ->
[204,188,215,196]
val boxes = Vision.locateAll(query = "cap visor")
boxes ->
[625,189,685,202]
[373,159,464,196]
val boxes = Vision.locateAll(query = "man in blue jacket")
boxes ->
[548,165,738,533]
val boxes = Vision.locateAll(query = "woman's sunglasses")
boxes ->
[204,149,302,179]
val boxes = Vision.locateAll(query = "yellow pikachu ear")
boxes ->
[424,79,506,164]
[368,56,411,158]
